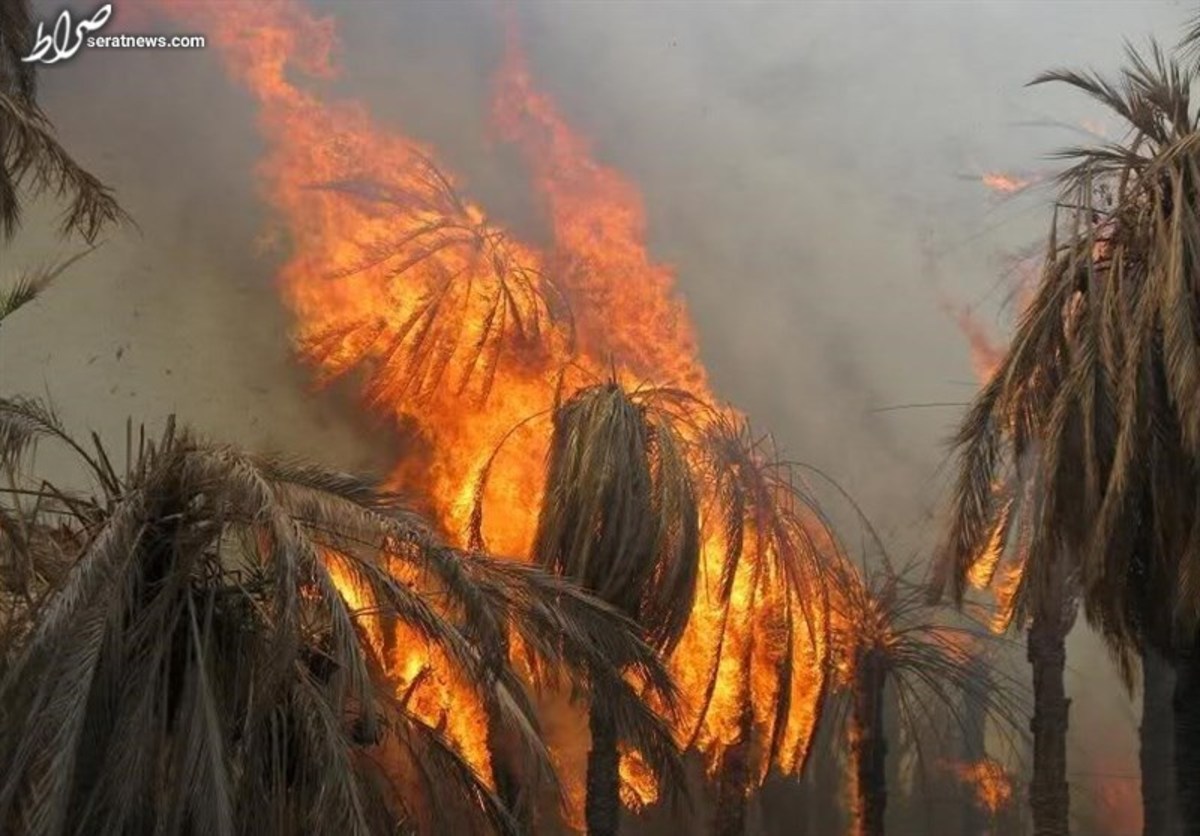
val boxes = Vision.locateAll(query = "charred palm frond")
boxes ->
[0,489,77,679]
[298,154,573,407]
[932,40,1200,672]
[0,90,126,242]
[0,398,682,835]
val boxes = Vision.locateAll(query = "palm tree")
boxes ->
[473,386,839,835]
[1141,646,1180,835]
[299,157,573,407]
[0,397,684,834]
[678,418,833,836]
[932,40,1200,831]
[833,558,1023,836]
[520,381,700,836]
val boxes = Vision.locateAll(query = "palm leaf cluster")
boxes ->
[299,155,573,407]
[471,384,838,801]
[529,382,700,653]
[0,396,684,835]
[0,0,126,246]
[934,41,1200,673]
[828,558,1024,836]
[679,415,833,779]
[0,0,33,102]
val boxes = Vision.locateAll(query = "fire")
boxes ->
[948,299,1028,633]
[944,758,1013,815]
[153,0,830,824]
[945,301,1004,381]
[981,172,1035,195]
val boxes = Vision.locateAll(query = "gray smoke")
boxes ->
[4,0,1192,829]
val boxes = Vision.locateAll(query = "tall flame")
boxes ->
[155,0,829,823]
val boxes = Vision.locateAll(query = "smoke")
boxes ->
[2,0,1193,830]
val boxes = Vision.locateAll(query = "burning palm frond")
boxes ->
[932,40,1200,676]
[681,416,834,780]
[0,398,682,835]
[298,155,573,406]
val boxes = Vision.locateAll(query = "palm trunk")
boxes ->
[808,720,842,835]
[850,646,888,836]
[714,700,755,836]
[1027,581,1071,836]
[586,703,620,836]
[1172,645,1200,833]
[1142,645,1179,835]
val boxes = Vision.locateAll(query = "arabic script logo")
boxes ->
[22,3,113,65]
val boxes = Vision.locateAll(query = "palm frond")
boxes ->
[0,247,95,327]
[0,90,127,242]
[0,0,34,101]
[0,407,683,834]
[297,154,573,406]
[530,381,700,652]
[935,39,1200,666]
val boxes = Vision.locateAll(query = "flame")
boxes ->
[981,172,1035,195]
[154,1,829,824]
[945,302,1004,381]
[943,758,1013,815]
[948,298,1026,633]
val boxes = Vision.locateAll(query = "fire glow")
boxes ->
[945,758,1013,815]
[154,0,830,824]
[981,172,1036,195]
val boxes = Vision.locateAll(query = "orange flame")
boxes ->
[155,1,830,824]
[943,758,1013,815]
[981,172,1035,195]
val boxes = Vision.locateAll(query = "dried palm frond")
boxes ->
[298,154,573,407]
[932,40,1200,672]
[0,248,95,328]
[529,381,700,653]
[0,400,683,835]
[0,91,127,242]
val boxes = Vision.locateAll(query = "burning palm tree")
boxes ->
[494,381,700,836]
[679,418,833,836]
[0,396,685,834]
[474,388,840,834]
[834,557,1023,836]
[933,39,1200,832]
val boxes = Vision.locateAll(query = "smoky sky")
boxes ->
[3,0,1194,826]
